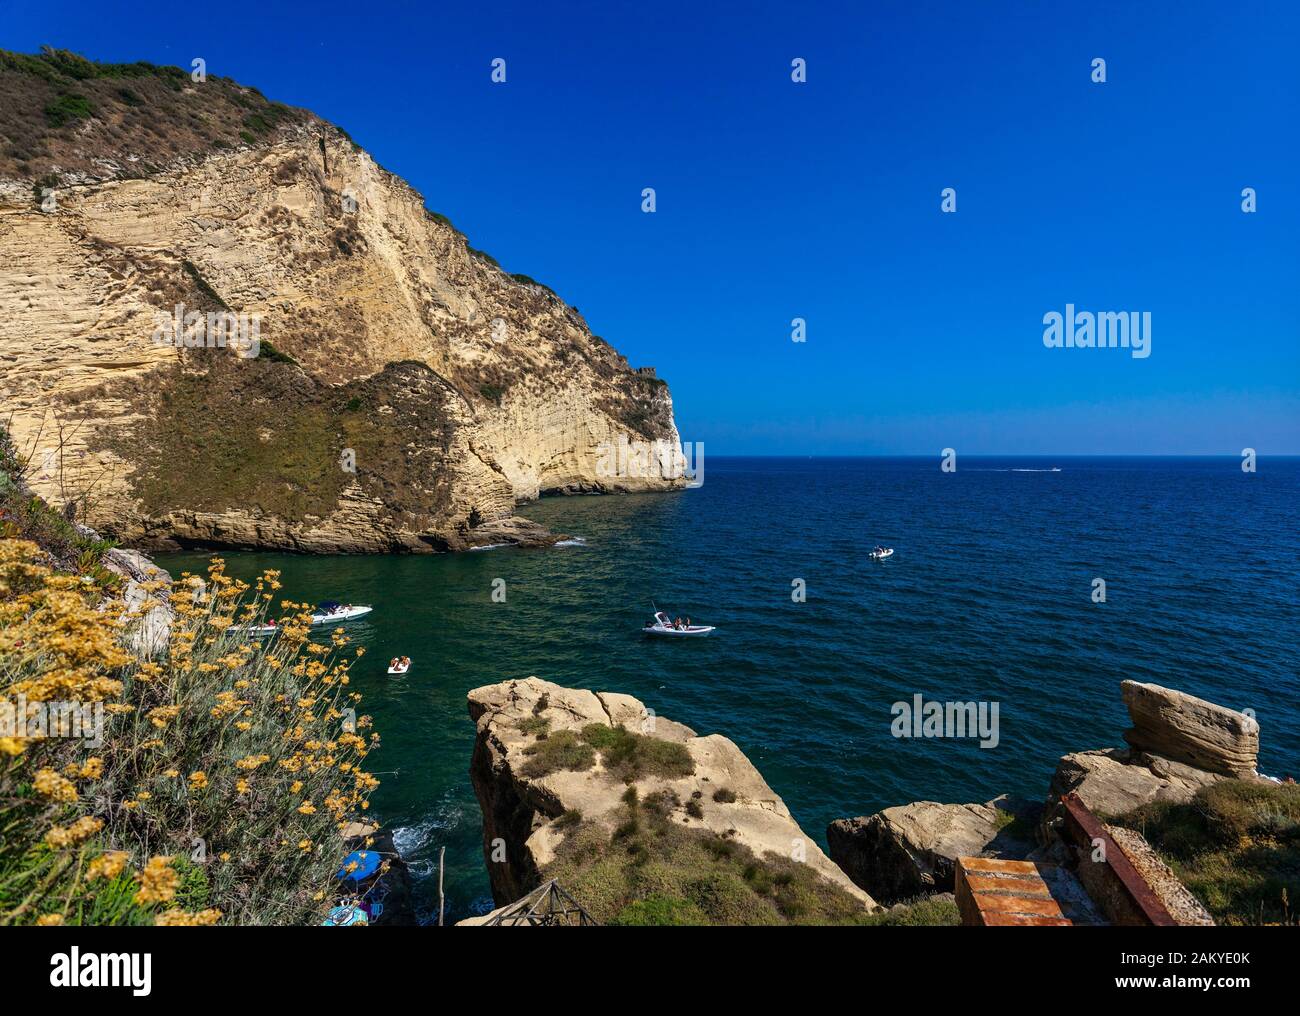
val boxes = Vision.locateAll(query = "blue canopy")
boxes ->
[336,850,381,882]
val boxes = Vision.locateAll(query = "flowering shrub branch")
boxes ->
[0,540,379,925]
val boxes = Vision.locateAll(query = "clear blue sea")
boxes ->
[155,455,1300,922]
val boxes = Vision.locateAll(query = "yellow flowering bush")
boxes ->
[1,540,380,925]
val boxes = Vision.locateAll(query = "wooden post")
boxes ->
[438,846,446,927]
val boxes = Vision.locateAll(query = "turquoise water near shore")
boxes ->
[154,456,1300,922]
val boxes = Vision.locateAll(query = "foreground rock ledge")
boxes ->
[827,797,1038,905]
[465,677,877,917]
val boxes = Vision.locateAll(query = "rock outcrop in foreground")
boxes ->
[827,796,1038,906]
[1049,680,1261,819]
[0,50,687,553]
[466,677,876,924]
[828,680,1272,921]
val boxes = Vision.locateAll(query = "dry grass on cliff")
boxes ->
[1112,780,1300,925]
[0,543,381,925]
[83,352,460,538]
[0,47,317,186]
[545,788,874,926]
[108,356,348,523]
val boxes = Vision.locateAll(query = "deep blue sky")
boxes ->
[4,1,1297,453]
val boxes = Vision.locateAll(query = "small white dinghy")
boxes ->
[237,622,281,637]
[643,610,715,637]
[387,659,411,676]
[311,601,374,626]
[869,547,894,560]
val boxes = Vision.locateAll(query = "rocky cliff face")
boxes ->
[0,50,687,553]
[467,677,877,923]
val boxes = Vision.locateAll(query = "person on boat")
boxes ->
[674,617,682,629]
[390,658,398,670]
[686,617,692,627]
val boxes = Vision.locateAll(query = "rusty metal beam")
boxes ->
[1059,792,1177,927]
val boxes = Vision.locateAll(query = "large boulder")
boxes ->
[1121,681,1258,778]
[827,796,1037,905]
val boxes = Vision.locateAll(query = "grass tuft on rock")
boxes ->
[860,895,961,926]
[519,722,694,783]
[520,730,595,778]
[578,723,694,783]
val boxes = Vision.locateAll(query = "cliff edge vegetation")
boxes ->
[1111,780,1300,926]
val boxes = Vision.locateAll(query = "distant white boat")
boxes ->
[643,610,715,637]
[311,602,373,626]
[387,659,411,675]
[869,547,894,560]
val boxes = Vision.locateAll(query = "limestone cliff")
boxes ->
[0,49,687,553]
[466,677,877,924]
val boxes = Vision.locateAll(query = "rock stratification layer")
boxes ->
[1,52,686,552]
[1121,680,1259,779]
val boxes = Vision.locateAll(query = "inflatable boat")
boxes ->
[643,611,715,637]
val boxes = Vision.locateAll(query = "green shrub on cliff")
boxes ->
[521,730,595,777]
[43,91,93,127]
[579,723,694,782]
[520,723,695,783]
[1,47,314,183]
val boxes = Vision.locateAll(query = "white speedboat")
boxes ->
[869,547,894,560]
[387,660,411,675]
[643,611,715,637]
[311,601,374,626]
